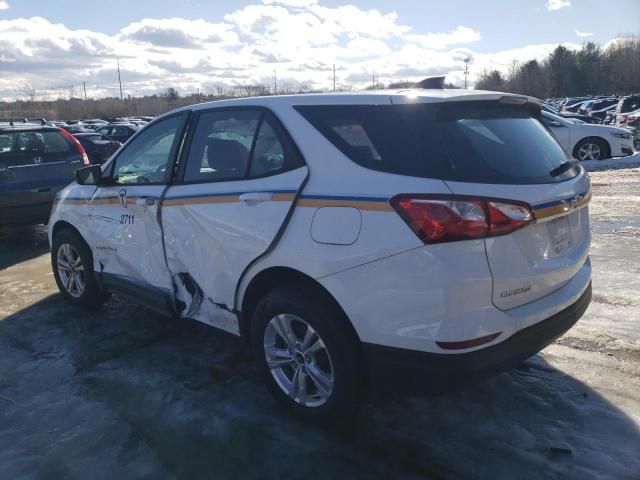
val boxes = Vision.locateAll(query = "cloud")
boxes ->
[407,26,481,50]
[262,0,319,6]
[0,2,592,100]
[0,1,8,11]
[546,0,570,11]
[574,29,593,37]
[120,18,238,48]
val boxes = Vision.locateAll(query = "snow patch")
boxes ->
[582,152,640,172]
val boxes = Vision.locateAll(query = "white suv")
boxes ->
[49,90,592,419]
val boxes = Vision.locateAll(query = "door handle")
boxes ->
[239,192,273,205]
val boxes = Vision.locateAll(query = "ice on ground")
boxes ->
[581,152,640,171]
[0,167,639,479]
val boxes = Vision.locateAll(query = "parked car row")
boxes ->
[545,95,640,148]
[0,122,90,225]
[543,97,637,160]
[43,117,154,164]
[0,116,150,225]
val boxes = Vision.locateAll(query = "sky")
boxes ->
[0,0,638,100]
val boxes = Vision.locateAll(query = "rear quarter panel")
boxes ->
[237,102,453,308]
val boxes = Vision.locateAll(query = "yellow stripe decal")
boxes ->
[297,198,393,211]
[533,189,592,220]
[163,193,297,206]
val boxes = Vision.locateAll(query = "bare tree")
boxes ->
[16,83,38,102]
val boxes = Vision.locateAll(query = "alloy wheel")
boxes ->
[577,142,601,160]
[264,313,334,407]
[56,243,86,298]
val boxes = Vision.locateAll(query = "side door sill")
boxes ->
[99,272,175,318]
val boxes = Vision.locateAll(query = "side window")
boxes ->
[183,109,304,182]
[0,134,11,153]
[249,114,305,178]
[184,110,260,182]
[44,132,72,153]
[110,114,185,185]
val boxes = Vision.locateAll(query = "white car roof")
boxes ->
[185,89,540,111]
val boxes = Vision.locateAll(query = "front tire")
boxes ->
[250,285,363,421]
[51,229,108,310]
[574,137,610,161]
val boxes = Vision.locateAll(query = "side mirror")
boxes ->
[75,164,102,185]
[548,120,564,127]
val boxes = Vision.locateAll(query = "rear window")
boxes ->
[295,102,577,185]
[81,134,101,141]
[0,131,71,155]
[621,96,640,113]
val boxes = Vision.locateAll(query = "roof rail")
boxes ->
[0,117,47,126]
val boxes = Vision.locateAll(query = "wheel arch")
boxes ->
[239,266,362,347]
[573,136,611,159]
[51,220,89,246]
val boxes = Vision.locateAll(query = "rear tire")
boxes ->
[51,229,109,310]
[250,284,363,422]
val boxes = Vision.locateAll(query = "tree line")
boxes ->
[475,38,640,98]
[0,84,316,122]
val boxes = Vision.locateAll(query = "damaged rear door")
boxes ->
[161,107,308,333]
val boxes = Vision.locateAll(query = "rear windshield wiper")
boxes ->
[549,159,580,177]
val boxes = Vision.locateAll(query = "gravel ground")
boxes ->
[1,167,639,480]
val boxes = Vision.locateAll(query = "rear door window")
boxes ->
[183,109,304,182]
[295,102,576,185]
[184,110,260,182]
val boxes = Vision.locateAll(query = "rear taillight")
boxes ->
[59,128,90,165]
[390,195,535,244]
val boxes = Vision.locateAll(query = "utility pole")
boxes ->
[273,69,277,95]
[117,58,123,100]
[333,64,336,92]
[82,81,87,101]
[464,57,470,90]
[372,71,375,89]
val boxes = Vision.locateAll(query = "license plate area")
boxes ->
[548,215,572,254]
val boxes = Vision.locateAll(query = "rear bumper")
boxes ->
[363,282,591,395]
